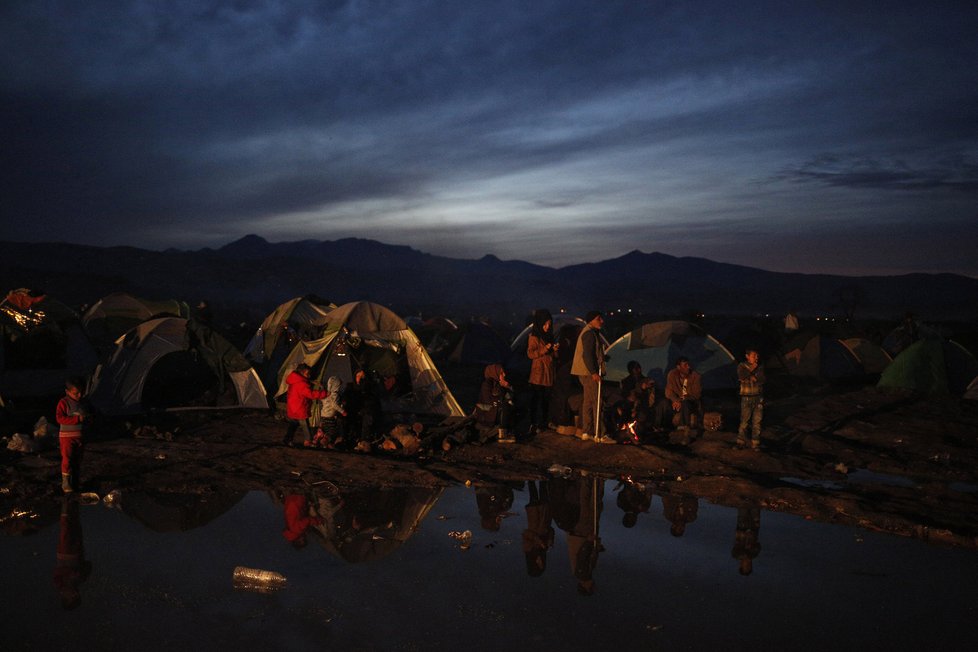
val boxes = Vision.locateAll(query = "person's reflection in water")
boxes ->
[476,484,516,532]
[282,493,322,549]
[661,492,698,537]
[53,496,92,610]
[522,480,554,577]
[552,475,605,595]
[732,505,762,576]
[615,477,653,528]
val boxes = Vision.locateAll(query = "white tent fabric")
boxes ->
[275,301,464,417]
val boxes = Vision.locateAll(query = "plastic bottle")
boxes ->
[232,566,287,591]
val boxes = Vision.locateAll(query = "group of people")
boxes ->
[475,308,767,449]
[282,363,382,451]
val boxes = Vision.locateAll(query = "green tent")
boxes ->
[877,339,978,395]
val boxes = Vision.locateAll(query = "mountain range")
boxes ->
[1,235,975,326]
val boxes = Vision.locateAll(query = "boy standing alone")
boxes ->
[736,349,765,450]
[56,377,91,493]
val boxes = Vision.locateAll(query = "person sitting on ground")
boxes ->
[315,376,347,448]
[665,356,702,434]
[283,363,327,448]
[474,363,517,444]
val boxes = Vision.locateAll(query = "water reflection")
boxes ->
[1,479,976,650]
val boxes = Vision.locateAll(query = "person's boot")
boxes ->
[62,473,73,493]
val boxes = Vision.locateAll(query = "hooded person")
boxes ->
[526,308,557,434]
[315,376,347,448]
[474,363,516,443]
[283,363,328,447]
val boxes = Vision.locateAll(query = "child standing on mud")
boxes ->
[283,364,328,448]
[315,376,347,448]
[55,377,92,493]
[736,349,765,450]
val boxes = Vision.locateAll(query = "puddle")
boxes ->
[846,468,918,488]
[779,476,844,490]
[2,479,977,650]
[948,482,978,494]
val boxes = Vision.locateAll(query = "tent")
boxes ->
[274,301,464,417]
[964,376,978,401]
[310,486,443,563]
[772,332,862,379]
[507,314,585,376]
[82,292,189,358]
[840,338,892,375]
[89,317,268,414]
[243,295,336,389]
[605,320,737,390]
[446,321,511,366]
[877,339,978,395]
[881,322,940,357]
[0,289,98,397]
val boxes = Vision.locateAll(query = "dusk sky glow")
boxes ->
[2,1,976,276]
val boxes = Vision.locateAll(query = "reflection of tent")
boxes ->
[275,301,464,417]
[120,490,245,532]
[878,339,978,395]
[243,295,336,390]
[964,377,978,401]
[605,320,737,389]
[773,332,861,379]
[0,289,98,397]
[89,317,268,414]
[311,486,443,563]
[82,293,189,357]
[446,321,511,366]
[840,338,892,375]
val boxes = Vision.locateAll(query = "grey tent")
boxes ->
[89,317,268,414]
[244,295,336,390]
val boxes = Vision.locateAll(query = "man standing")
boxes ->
[665,357,702,434]
[736,349,765,450]
[571,311,613,444]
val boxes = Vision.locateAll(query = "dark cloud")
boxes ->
[1,1,976,276]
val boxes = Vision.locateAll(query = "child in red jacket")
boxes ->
[283,364,327,447]
[55,377,91,493]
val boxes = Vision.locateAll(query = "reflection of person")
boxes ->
[53,496,92,610]
[474,364,516,444]
[282,493,322,549]
[661,492,698,537]
[476,484,515,531]
[736,349,765,450]
[526,309,557,434]
[283,363,327,447]
[552,475,604,595]
[616,480,653,528]
[732,506,762,576]
[665,357,702,434]
[522,481,555,577]
[572,311,613,443]
[55,377,92,493]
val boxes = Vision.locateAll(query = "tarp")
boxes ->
[605,320,737,389]
[878,339,978,395]
[244,295,336,389]
[274,301,464,417]
[89,317,267,414]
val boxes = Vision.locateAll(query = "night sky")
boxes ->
[2,1,976,276]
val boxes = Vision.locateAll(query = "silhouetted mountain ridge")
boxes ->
[0,236,974,323]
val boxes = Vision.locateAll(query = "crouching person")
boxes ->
[474,364,517,444]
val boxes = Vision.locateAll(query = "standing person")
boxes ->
[665,357,702,434]
[315,376,347,448]
[55,377,91,493]
[344,369,382,448]
[474,363,517,443]
[283,363,327,448]
[526,309,557,435]
[571,311,613,444]
[736,349,765,450]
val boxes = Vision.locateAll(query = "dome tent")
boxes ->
[878,339,978,395]
[274,301,464,418]
[89,317,267,414]
[604,320,737,390]
[82,292,189,358]
[243,295,336,389]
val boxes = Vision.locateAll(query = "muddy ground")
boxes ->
[2,378,977,548]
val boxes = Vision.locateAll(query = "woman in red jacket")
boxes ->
[283,364,327,447]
